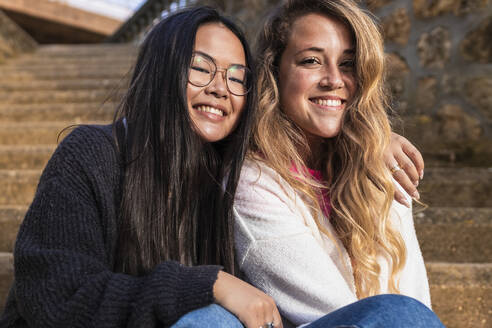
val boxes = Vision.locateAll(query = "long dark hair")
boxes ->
[112,6,256,276]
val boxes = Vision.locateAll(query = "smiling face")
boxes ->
[278,13,357,147]
[187,23,247,142]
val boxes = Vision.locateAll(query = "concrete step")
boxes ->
[0,79,126,92]
[0,258,488,326]
[419,167,492,207]
[33,44,138,57]
[0,145,55,169]
[427,262,492,328]
[0,67,131,81]
[0,64,132,76]
[0,206,26,252]
[0,90,124,104]
[0,252,13,310]
[0,198,489,259]
[415,207,492,263]
[5,58,135,68]
[0,170,41,206]
[0,121,108,145]
[0,103,116,123]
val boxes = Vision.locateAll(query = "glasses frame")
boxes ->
[188,52,251,96]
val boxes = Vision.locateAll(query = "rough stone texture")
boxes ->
[0,122,81,145]
[413,0,489,18]
[403,114,492,165]
[0,103,115,123]
[418,167,492,207]
[365,0,394,11]
[427,263,492,328]
[0,252,13,309]
[416,76,438,113]
[385,52,409,110]
[197,0,279,41]
[417,26,451,69]
[382,8,411,45]
[464,77,492,120]
[436,105,482,145]
[0,10,36,63]
[461,16,492,64]
[0,170,41,206]
[0,145,55,169]
[453,0,490,15]
[415,207,492,263]
[441,73,460,95]
[0,207,25,252]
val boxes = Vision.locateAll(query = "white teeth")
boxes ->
[313,98,342,107]
[195,105,225,116]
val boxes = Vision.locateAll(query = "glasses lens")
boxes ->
[227,65,250,96]
[189,55,214,87]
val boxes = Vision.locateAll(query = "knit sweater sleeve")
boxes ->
[9,125,221,328]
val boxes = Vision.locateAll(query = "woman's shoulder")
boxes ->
[240,157,284,185]
[57,123,119,159]
[59,124,116,153]
[42,123,122,182]
[237,156,299,205]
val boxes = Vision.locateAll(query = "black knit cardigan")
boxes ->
[0,124,221,327]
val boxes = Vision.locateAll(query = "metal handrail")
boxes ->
[107,0,193,43]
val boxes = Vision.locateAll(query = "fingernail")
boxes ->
[400,197,410,208]
[412,190,420,200]
[414,180,419,187]
[420,170,424,179]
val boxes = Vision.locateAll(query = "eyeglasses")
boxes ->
[188,53,251,96]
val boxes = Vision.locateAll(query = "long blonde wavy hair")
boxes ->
[252,0,407,298]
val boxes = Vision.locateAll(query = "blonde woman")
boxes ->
[234,0,444,327]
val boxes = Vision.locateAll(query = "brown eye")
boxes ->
[340,60,355,70]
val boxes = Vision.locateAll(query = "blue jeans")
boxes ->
[170,294,445,328]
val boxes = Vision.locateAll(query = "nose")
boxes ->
[319,65,344,90]
[205,69,228,98]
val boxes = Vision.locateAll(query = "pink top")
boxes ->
[291,165,332,218]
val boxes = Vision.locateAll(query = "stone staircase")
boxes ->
[0,44,491,328]
[0,42,135,314]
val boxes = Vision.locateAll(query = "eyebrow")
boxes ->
[193,50,247,68]
[294,47,355,56]
[194,51,215,62]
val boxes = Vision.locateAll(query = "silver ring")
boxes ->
[390,163,402,174]
[264,322,275,328]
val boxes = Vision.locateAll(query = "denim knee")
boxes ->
[359,294,445,328]
[306,294,444,328]
[170,304,243,328]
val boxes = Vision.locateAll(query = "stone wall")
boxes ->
[0,10,36,63]
[198,0,492,165]
[371,0,492,164]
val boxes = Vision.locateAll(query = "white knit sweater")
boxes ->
[234,159,431,327]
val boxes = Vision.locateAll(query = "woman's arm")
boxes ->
[234,161,357,326]
[8,126,219,327]
[8,126,284,328]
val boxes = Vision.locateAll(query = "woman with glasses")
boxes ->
[0,6,277,328]
[1,4,429,328]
